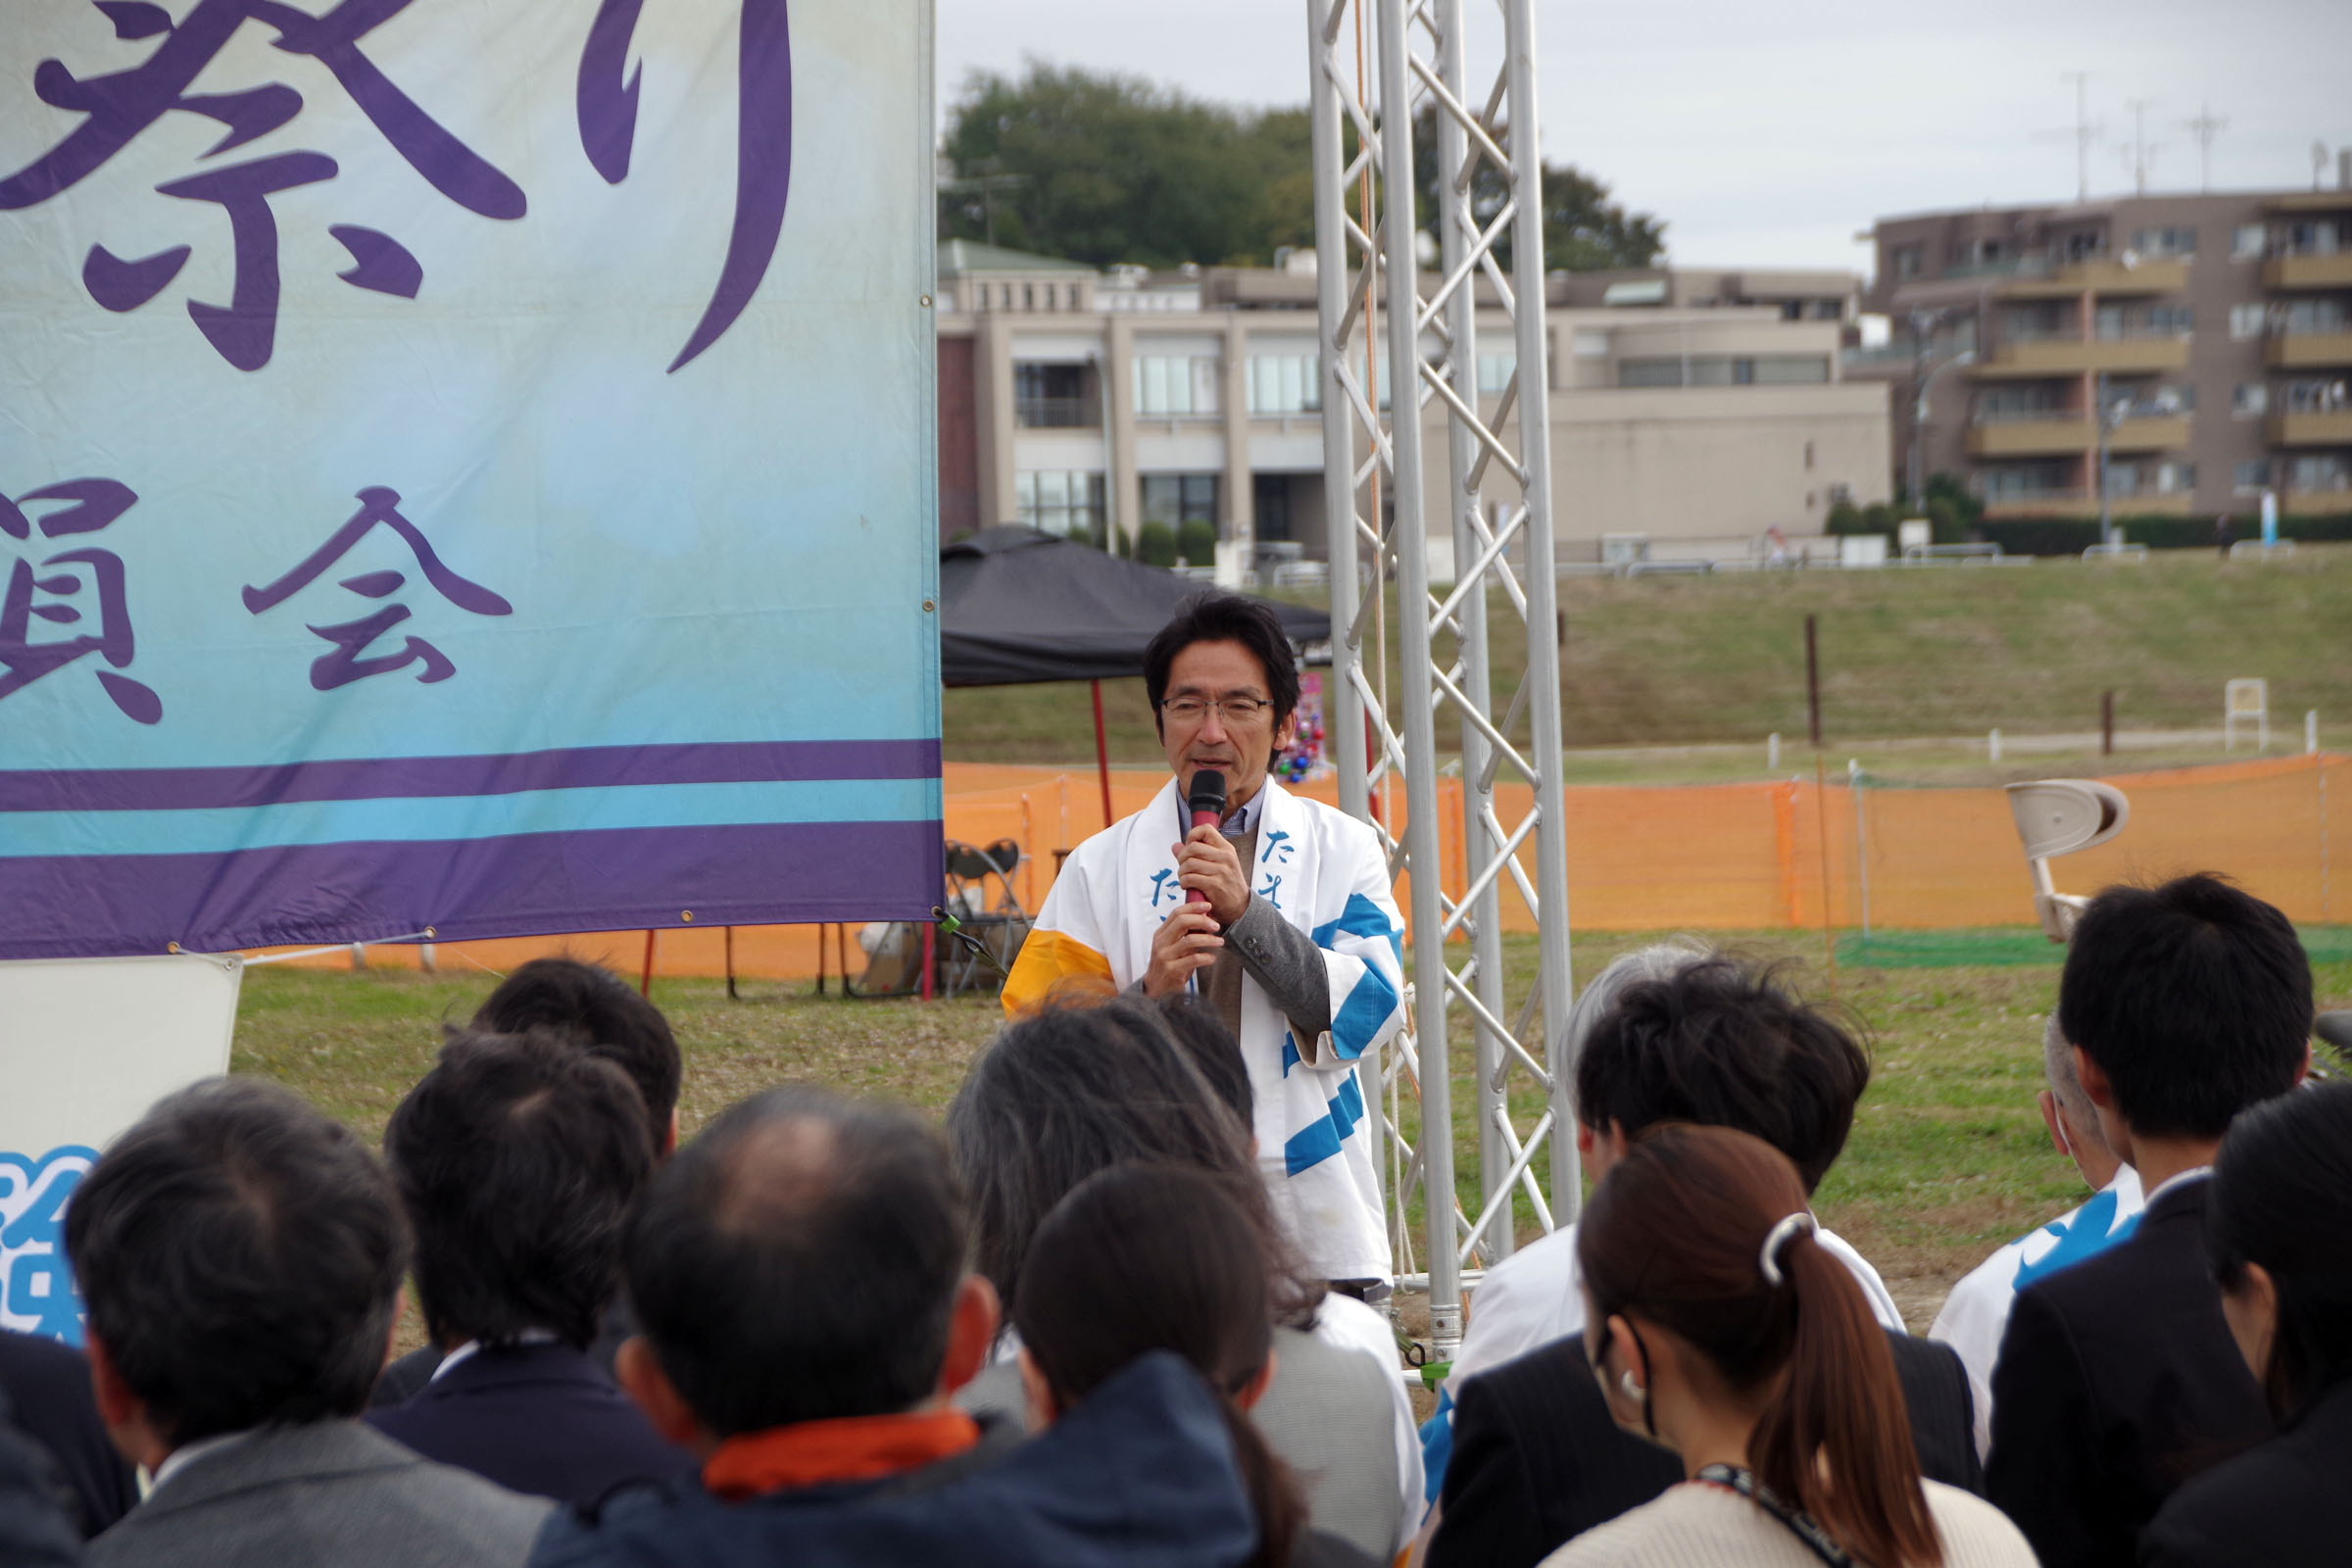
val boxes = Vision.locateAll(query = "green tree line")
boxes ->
[940,63,1665,273]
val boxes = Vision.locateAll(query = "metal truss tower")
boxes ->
[1304,0,1575,1362]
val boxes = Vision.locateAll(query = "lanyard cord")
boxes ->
[1692,1464,1862,1568]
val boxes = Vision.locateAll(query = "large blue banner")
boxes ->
[0,0,942,956]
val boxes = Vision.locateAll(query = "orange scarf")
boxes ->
[703,1408,982,1500]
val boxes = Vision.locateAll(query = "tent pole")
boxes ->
[1092,679,1114,827]
[638,929,656,997]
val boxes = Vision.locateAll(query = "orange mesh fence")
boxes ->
[253,754,2343,979]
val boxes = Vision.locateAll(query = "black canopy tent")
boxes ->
[939,524,1331,826]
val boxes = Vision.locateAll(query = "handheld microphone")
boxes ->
[1184,769,1227,905]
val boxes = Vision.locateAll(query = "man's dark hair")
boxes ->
[471,957,681,1150]
[1142,592,1301,760]
[385,1028,654,1351]
[2059,873,2311,1139]
[64,1078,410,1446]
[1573,956,1869,1194]
[624,1087,965,1437]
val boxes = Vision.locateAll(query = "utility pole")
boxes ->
[2065,73,2093,201]
[2182,103,2227,193]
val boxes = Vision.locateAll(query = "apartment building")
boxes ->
[1864,177,2352,520]
[935,240,1892,570]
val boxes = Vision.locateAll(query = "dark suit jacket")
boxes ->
[2138,1377,2352,1567]
[376,1302,637,1409]
[0,1388,80,1568]
[0,1330,136,1539]
[1425,1327,1981,1568]
[367,1342,692,1506]
[1987,1175,2271,1568]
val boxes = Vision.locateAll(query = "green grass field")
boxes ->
[946,545,2352,767]
[231,928,2352,1337]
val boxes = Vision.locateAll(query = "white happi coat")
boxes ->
[1002,777,1403,1282]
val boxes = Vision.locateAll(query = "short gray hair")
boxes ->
[1566,939,1714,1059]
[2043,1011,2114,1159]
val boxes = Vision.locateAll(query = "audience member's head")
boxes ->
[2207,1082,2352,1424]
[65,1079,410,1464]
[472,957,682,1154]
[615,1086,993,1450]
[2058,874,2311,1147]
[1579,1124,1935,1568]
[2037,1012,2123,1191]
[1573,954,1868,1194]
[1153,994,1256,1141]
[1013,1163,1302,1568]
[384,1028,655,1353]
[946,996,1319,1329]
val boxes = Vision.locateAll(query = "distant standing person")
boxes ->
[2216,513,2234,559]
[1000,592,1405,1291]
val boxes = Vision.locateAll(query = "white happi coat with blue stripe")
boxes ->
[1007,776,1404,1282]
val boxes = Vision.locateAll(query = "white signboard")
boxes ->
[0,954,240,1344]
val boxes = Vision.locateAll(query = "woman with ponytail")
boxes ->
[1011,1162,1377,1568]
[1552,1125,2032,1568]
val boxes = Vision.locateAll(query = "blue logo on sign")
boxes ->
[0,1147,100,1347]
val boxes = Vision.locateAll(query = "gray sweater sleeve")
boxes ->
[1225,894,1333,1047]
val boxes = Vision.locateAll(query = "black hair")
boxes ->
[2059,874,2312,1139]
[384,1028,654,1350]
[1572,956,1869,1194]
[946,996,1322,1330]
[2208,1082,2352,1422]
[1014,1164,1304,1568]
[63,1078,410,1446]
[624,1086,965,1436]
[1154,994,1256,1136]
[471,957,681,1151]
[1141,592,1302,764]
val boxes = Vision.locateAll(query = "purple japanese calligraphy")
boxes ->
[0,478,161,723]
[2,0,527,370]
[243,486,511,689]
[6,0,793,374]
[574,0,794,372]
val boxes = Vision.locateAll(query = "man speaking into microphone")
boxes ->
[1001,593,1404,1292]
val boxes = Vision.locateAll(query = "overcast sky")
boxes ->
[936,0,2352,279]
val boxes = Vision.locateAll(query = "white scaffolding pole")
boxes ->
[1305,0,1577,1363]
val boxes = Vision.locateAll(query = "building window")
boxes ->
[1891,244,1923,279]
[1983,463,2070,501]
[2285,378,2352,413]
[2233,459,2271,495]
[1753,355,1831,384]
[1475,352,1516,394]
[2232,383,2269,418]
[2230,304,2267,341]
[2129,225,2197,258]
[1015,363,1094,427]
[1247,354,1320,415]
[2289,455,2351,493]
[2284,219,2345,258]
[2232,223,2267,261]
[1141,474,1219,530]
[1977,386,2063,422]
[2282,299,2349,336]
[1017,470,1108,540]
[1571,329,1609,358]
[1618,358,1684,388]
[2153,461,2197,494]
[2098,303,2192,340]
[1135,356,1222,416]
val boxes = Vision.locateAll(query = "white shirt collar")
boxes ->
[1173,780,1267,837]
[149,1428,256,1494]
[430,1330,563,1382]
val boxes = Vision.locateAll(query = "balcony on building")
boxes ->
[2269,411,2352,447]
[1971,330,2189,378]
[1013,362,1099,429]
[1980,486,2194,520]
[1993,254,2190,299]
[2268,331,2352,369]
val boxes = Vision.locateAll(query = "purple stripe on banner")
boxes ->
[0,820,943,959]
[0,739,942,813]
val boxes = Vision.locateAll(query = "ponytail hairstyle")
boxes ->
[1012,1162,1305,1568]
[1579,1124,1942,1568]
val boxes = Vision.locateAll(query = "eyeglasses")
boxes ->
[1160,696,1273,726]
